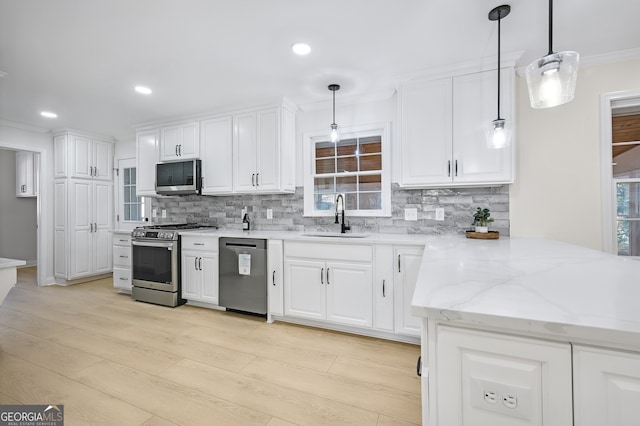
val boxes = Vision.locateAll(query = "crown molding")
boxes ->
[0,119,50,133]
[297,89,397,112]
[52,127,116,142]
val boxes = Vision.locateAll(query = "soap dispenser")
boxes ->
[242,212,250,231]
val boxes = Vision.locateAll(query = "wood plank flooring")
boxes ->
[0,267,421,425]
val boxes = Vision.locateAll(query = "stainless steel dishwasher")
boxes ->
[219,237,267,316]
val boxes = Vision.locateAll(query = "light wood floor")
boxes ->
[0,267,421,425]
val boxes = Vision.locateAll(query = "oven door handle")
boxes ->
[132,240,175,249]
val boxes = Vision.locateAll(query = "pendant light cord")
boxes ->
[332,89,336,125]
[548,0,554,55]
[496,10,502,120]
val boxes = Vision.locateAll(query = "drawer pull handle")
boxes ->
[119,255,128,258]
[193,243,205,246]
[119,277,128,281]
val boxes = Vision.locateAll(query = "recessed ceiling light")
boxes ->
[292,43,311,56]
[135,85,152,95]
[40,111,57,118]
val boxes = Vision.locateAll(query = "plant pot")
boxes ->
[475,226,489,233]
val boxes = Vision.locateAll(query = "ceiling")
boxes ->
[1,0,639,139]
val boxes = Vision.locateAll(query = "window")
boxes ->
[303,123,390,217]
[612,112,640,256]
[117,158,148,227]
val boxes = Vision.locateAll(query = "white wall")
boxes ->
[510,58,640,250]
[0,123,55,284]
[0,150,37,263]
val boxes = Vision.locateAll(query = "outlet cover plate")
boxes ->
[435,208,445,221]
[405,208,418,221]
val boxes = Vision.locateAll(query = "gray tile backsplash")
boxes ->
[150,184,509,236]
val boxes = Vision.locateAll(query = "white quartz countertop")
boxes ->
[411,237,640,350]
[0,258,26,269]
[178,228,429,245]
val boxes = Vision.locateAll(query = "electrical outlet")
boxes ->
[404,208,418,221]
[152,208,157,218]
[162,209,167,218]
[435,208,445,221]
[470,377,532,420]
[266,209,273,220]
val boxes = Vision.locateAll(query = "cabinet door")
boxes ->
[69,180,92,278]
[453,69,513,184]
[201,116,234,194]
[255,108,280,191]
[160,125,181,160]
[200,252,219,304]
[436,326,572,426]
[70,135,93,179]
[54,181,67,278]
[574,345,640,426]
[136,130,159,196]
[93,140,113,180]
[374,245,394,332]
[179,122,200,158]
[394,246,424,336]
[93,181,112,274]
[284,259,325,320]
[399,78,453,186]
[233,112,258,192]
[326,262,373,328]
[182,251,201,300]
[267,240,284,317]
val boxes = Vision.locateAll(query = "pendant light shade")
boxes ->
[525,0,579,109]
[328,84,340,143]
[486,5,511,149]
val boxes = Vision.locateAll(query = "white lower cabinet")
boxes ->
[267,239,284,318]
[435,326,573,426]
[112,233,132,291]
[284,241,373,328]
[181,235,219,304]
[573,345,640,426]
[394,245,424,336]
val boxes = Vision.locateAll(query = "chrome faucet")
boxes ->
[335,194,351,234]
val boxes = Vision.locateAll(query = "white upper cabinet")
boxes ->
[400,78,453,186]
[136,129,159,196]
[201,116,233,194]
[160,122,199,160]
[15,151,37,197]
[232,105,295,194]
[54,132,114,181]
[399,67,515,188]
[453,69,514,184]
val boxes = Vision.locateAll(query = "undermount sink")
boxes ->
[301,232,370,239]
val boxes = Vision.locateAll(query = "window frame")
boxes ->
[303,122,391,217]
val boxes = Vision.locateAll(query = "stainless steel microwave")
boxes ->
[155,159,202,195]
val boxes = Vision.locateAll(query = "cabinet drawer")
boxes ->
[285,242,372,262]
[113,267,131,289]
[113,246,131,267]
[113,234,132,246]
[181,235,219,252]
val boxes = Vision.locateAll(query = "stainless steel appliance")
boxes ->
[155,159,202,195]
[219,237,267,316]
[131,223,215,307]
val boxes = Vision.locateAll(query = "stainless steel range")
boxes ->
[131,223,216,307]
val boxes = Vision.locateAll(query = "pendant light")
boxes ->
[525,0,579,109]
[486,5,511,149]
[328,84,340,143]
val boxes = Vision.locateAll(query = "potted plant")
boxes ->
[472,207,494,233]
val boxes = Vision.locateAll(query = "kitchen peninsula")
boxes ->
[412,237,640,426]
[0,257,26,305]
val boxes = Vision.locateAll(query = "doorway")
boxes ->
[600,89,640,255]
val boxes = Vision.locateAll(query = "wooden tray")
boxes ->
[465,230,500,239]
